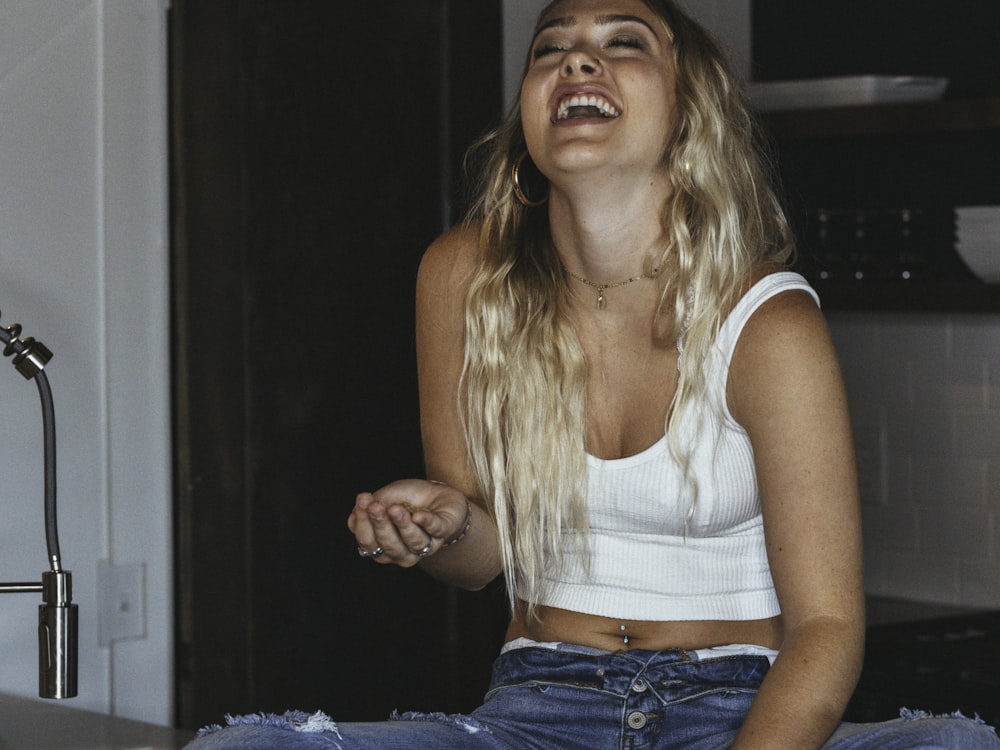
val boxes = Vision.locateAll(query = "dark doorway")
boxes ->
[170,0,508,731]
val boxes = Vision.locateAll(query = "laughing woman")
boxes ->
[188,1,1000,748]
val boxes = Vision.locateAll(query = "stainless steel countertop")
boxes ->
[0,695,192,750]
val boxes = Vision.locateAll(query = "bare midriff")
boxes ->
[505,603,783,652]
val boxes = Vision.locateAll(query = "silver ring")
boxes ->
[358,545,384,559]
[415,543,433,558]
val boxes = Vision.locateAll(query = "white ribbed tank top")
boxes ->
[535,272,820,621]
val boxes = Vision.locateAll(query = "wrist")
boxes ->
[443,501,472,547]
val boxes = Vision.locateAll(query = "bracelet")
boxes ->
[427,480,471,547]
[443,501,472,547]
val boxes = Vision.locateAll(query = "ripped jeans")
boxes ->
[184,642,1000,749]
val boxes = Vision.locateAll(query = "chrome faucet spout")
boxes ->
[0,310,78,699]
[39,570,78,699]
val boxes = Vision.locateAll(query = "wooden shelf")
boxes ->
[812,279,1000,313]
[763,96,1000,139]
[765,96,1000,311]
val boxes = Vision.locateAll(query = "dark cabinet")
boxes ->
[752,2,1000,311]
[170,0,508,732]
[763,97,1000,311]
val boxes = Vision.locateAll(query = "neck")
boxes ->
[548,187,670,282]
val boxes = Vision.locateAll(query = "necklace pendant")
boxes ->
[596,290,606,309]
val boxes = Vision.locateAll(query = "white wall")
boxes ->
[0,0,172,725]
[501,0,1000,610]
[831,313,1000,609]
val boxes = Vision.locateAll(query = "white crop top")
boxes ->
[534,272,820,621]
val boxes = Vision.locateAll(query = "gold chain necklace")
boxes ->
[564,266,659,309]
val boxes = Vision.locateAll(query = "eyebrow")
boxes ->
[533,14,662,41]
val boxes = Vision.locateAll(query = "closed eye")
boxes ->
[532,43,565,59]
[606,35,645,50]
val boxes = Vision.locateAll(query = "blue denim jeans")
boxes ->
[185,643,1000,749]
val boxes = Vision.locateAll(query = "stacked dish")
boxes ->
[954,206,1000,283]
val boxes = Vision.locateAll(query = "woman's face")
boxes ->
[520,0,678,185]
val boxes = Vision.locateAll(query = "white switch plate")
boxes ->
[98,560,146,647]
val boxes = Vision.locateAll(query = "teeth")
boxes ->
[556,93,620,120]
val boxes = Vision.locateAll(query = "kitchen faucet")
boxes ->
[0,310,77,699]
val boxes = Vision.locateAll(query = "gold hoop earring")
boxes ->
[511,152,548,207]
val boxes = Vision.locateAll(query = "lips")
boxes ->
[553,90,621,122]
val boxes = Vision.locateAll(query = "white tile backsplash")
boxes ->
[952,315,1000,366]
[861,504,919,552]
[880,314,949,362]
[910,456,988,509]
[829,311,1000,609]
[918,506,993,557]
[912,359,988,411]
[886,452,914,507]
[954,409,1000,459]
[884,551,961,604]
[990,463,1000,507]
[958,561,1000,608]
[885,404,956,456]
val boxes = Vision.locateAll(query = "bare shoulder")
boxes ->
[416,223,480,345]
[737,271,827,356]
[728,272,841,423]
[418,223,480,293]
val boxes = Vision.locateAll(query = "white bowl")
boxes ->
[955,242,1000,282]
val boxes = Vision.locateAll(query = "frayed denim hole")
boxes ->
[196,710,343,738]
[391,710,492,735]
[900,707,990,726]
[195,724,223,737]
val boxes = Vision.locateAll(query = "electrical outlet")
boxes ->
[98,560,146,647]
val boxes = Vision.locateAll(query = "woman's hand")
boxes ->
[347,478,470,568]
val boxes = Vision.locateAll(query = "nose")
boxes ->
[561,49,602,77]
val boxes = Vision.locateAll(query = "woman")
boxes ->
[189,1,1000,747]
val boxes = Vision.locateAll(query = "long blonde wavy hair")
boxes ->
[460,0,794,615]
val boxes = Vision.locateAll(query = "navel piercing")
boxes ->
[620,624,629,646]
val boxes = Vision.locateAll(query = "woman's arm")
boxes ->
[726,288,865,750]
[346,224,504,590]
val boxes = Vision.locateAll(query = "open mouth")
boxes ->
[555,93,621,121]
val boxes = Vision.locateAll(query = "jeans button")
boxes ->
[626,711,647,729]
[632,678,648,693]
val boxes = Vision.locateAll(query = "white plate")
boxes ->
[748,75,949,112]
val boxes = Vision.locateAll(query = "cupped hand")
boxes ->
[347,478,470,567]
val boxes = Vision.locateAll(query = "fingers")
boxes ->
[348,491,435,568]
[385,502,436,559]
[348,480,471,567]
